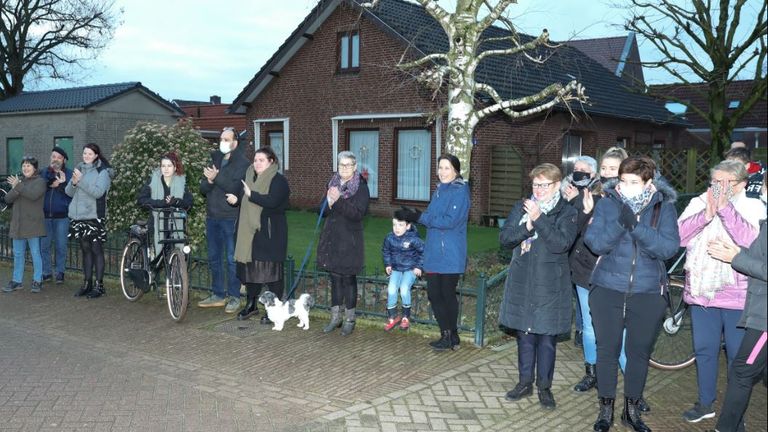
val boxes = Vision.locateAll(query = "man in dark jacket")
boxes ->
[40,147,72,284]
[198,128,250,313]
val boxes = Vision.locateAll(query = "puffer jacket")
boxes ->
[419,178,470,274]
[732,220,767,332]
[678,190,765,310]
[568,193,602,288]
[585,179,680,295]
[40,166,73,218]
[65,159,114,221]
[382,226,425,272]
[5,174,46,239]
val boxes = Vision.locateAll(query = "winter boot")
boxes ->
[621,397,651,432]
[237,286,259,321]
[384,308,401,331]
[340,308,356,336]
[323,306,342,333]
[574,363,598,392]
[399,306,411,330]
[431,330,455,351]
[87,280,105,299]
[450,328,460,350]
[74,279,93,297]
[593,397,615,431]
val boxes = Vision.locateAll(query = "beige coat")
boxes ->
[5,175,46,239]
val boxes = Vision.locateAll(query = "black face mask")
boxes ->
[572,171,591,183]
[600,176,616,184]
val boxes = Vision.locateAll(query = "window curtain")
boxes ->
[397,130,431,201]
[349,130,379,198]
[268,132,284,173]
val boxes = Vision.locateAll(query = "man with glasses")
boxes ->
[40,147,73,284]
[198,128,250,313]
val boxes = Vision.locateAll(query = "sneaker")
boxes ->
[384,316,401,332]
[55,273,65,284]
[2,281,23,293]
[505,382,533,401]
[682,402,716,423]
[224,297,241,314]
[399,317,410,331]
[31,281,42,293]
[198,294,226,308]
[41,274,53,282]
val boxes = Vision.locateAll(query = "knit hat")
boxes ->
[51,146,69,160]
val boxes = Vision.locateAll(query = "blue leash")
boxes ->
[283,199,327,300]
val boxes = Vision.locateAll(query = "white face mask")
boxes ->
[219,140,231,154]
[621,185,644,199]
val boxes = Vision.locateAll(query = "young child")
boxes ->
[381,215,424,331]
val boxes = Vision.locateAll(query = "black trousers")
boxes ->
[245,279,284,300]
[80,238,105,282]
[425,273,461,332]
[329,272,357,309]
[517,331,557,389]
[716,327,767,432]
[589,286,666,399]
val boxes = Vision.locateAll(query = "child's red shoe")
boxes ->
[384,316,401,332]
[399,317,410,331]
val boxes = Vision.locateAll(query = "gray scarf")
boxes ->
[150,170,186,255]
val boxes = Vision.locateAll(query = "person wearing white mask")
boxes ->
[584,156,680,432]
[198,127,250,313]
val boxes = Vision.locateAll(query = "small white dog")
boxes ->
[257,291,314,331]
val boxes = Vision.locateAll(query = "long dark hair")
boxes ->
[84,143,110,166]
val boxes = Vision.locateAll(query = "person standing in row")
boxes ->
[198,127,250,314]
[66,144,115,299]
[40,147,72,285]
[3,157,47,294]
[396,154,470,351]
[499,163,578,410]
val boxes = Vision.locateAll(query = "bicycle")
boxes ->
[119,206,191,322]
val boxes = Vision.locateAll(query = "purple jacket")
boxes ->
[679,196,763,309]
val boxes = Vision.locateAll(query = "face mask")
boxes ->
[620,184,645,199]
[219,141,231,154]
[572,171,591,183]
[600,176,616,184]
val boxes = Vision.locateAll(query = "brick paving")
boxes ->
[0,268,765,431]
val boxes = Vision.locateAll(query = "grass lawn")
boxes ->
[285,209,500,274]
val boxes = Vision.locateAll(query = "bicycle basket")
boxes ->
[156,209,187,245]
[129,224,148,239]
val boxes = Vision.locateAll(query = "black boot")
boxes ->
[593,397,614,431]
[538,387,556,410]
[450,328,460,350]
[505,382,533,401]
[74,279,93,297]
[574,363,598,392]
[86,280,105,299]
[621,397,651,432]
[431,330,454,351]
[323,306,342,333]
[237,286,259,321]
[635,397,650,413]
[340,308,356,336]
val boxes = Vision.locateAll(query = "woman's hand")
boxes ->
[385,266,392,276]
[71,169,82,186]
[6,174,20,188]
[523,199,542,221]
[241,180,252,198]
[704,187,717,221]
[225,193,238,205]
[563,183,578,201]
[327,186,341,207]
[414,268,422,278]
[707,238,741,263]
[715,179,730,210]
[582,188,594,214]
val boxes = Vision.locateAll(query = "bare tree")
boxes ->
[0,0,122,99]
[625,0,767,157]
[363,0,586,179]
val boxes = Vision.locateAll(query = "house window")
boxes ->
[396,129,431,201]
[561,133,582,175]
[5,137,24,174]
[616,137,629,148]
[349,130,379,198]
[728,100,741,109]
[267,131,285,173]
[338,31,360,72]
[54,136,74,162]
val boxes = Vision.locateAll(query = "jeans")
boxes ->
[12,237,43,283]
[205,217,240,298]
[573,285,583,332]
[716,327,766,432]
[691,305,745,406]
[386,270,417,310]
[577,285,627,369]
[41,217,69,276]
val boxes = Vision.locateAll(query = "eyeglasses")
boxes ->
[339,162,356,169]
[710,179,741,185]
[531,182,554,189]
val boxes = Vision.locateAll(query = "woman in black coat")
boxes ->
[225,146,290,322]
[317,151,370,336]
[499,163,578,410]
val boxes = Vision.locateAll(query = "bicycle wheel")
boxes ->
[120,239,146,302]
[166,249,189,322]
[649,279,696,370]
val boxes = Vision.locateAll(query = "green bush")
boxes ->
[108,120,213,249]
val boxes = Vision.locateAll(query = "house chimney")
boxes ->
[210,95,221,105]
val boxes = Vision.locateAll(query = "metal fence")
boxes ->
[0,223,507,347]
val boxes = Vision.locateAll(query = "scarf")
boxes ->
[327,170,361,199]
[150,170,186,256]
[617,183,655,214]
[518,192,561,254]
[234,163,278,263]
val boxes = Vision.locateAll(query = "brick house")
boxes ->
[230,0,687,222]
[174,95,248,143]
[0,82,184,174]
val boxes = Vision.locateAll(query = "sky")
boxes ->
[24,0,765,103]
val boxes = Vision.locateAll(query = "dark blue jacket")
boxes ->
[418,178,470,274]
[584,179,680,295]
[40,166,73,218]
[382,227,425,272]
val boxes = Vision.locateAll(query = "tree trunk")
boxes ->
[707,81,731,161]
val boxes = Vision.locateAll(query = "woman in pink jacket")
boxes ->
[677,159,766,424]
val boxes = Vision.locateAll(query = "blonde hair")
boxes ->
[529,163,562,182]
[602,146,629,163]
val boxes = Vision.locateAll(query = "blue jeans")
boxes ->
[577,285,627,369]
[41,217,70,276]
[13,237,43,283]
[386,270,417,310]
[205,217,239,298]
[691,305,745,406]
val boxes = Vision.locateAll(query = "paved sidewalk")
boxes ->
[0,271,765,431]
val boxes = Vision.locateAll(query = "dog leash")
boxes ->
[283,199,327,301]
